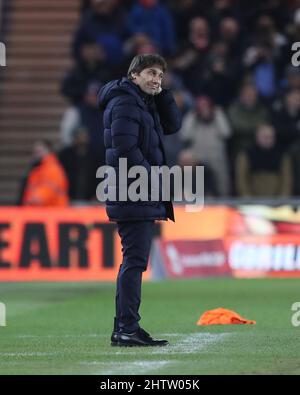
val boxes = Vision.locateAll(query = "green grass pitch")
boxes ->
[0,278,300,375]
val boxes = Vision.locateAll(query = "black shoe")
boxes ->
[112,327,169,347]
[110,317,119,346]
[111,331,119,346]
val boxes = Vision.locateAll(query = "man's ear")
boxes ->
[131,72,137,80]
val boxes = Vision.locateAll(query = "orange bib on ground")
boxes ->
[197,308,256,325]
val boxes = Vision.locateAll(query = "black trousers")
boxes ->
[114,220,155,333]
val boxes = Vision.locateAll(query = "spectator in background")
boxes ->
[235,124,292,197]
[20,140,69,206]
[160,71,194,167]
[228,83,270,153]
[60,81,106,165]
[256,0,289,32]
[126,0,176,56]
[218,17,244,60]
[272,88,300,149]
[208,0,240,28]
[61,39,112,105]
[59,128,99,201]
[172,17,211,94]
[279,65,300,94]
[200,40,241,107]
[179,95,232,196]
[242,15,287,101]
[162,70,194,115]
[254,14,287,53]
[123,33,159,63]
[178,149,219,198]
[198,18,244,106]
[243,43,278,102]
[73,0,127,68]
[165,0,207,47]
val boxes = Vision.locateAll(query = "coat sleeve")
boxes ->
[154,89,182,135]
[110,102,152,173]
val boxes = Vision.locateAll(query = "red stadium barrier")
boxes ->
[1,205,300,280]
[153,239,230,279]
[0,207,124,281]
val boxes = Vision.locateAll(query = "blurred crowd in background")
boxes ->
[22,0,300,205]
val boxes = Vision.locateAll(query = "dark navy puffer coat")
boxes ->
[98,77,182,222]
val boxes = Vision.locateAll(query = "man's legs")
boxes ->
[114,220,155,333]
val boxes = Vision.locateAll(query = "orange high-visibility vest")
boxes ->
[22,153,69,206]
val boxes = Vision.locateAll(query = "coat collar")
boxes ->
[120,78,155,110]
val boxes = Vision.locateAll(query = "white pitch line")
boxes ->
[150,332,231,355]
[0,352,61,357]
[159,333,183,337]
[106,332,232,356]
[15,334,104,338]
[80,360,174,375]
[81,332,232,374]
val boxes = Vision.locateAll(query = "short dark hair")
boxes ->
[127,54,167,80]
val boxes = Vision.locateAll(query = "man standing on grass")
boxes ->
[98,54,182,346]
